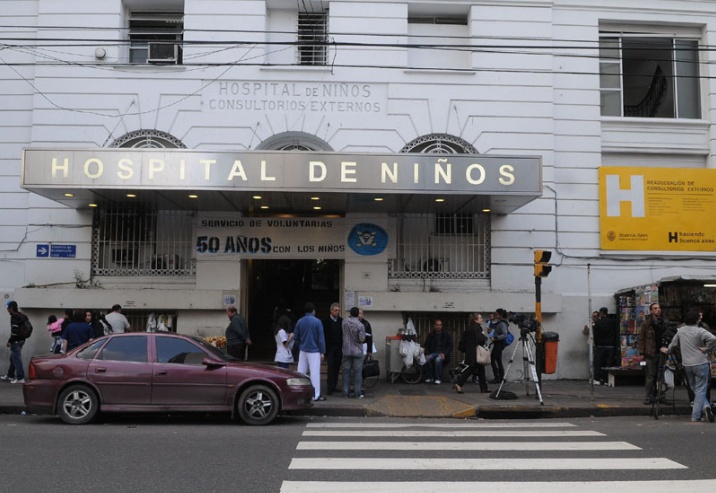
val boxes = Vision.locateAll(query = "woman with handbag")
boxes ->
[454,313,490,394]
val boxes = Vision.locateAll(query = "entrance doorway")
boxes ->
[246,259,341,361]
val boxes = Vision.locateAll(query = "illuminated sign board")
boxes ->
[22,149,541,196]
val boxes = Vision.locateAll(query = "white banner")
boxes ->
[195,214,393,260]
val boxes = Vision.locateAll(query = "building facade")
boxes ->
[2,0,716,380]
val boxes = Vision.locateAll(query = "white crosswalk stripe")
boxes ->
[289,457,684,470]
[303,429,604,437]
[281,420,700,492]
[297,441,639,451]
[282,480,716,493]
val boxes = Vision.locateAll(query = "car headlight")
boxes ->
[286,377,312,387]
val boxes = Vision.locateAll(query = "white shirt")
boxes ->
[105,311,130,334]
[274,329,294,363]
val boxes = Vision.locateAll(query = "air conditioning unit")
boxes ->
[147,42,178,63]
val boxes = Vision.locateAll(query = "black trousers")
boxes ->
[227,342,246,361]
[491,342,505,380]
[593,346,615,383]
[456,363,488,391]
[325,347,342,394]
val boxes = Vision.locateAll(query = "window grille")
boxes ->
[389,213,490,279]
[109,129,186,149]
[129,12,184,65]
[297,11,328,65]
[400,134,477,154]
[92,208,196,277]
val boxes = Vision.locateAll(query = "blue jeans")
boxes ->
[685,363,710,421]
[7,341,25,380]
[425,352,446,381]
[342,354,364,397]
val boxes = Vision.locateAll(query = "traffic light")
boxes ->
[534,250,552,277]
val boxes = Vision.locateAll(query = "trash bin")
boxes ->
[543,331,559,374]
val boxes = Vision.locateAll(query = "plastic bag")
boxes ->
[399,339,414,367]
[146,313,157,332]
[405,318,417,336]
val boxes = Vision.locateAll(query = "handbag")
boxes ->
[362,355,380,378]
[476,344,492,365]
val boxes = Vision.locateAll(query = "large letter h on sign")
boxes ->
[606,175,645,217]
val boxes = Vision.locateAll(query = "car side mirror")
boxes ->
[202,357,226,368]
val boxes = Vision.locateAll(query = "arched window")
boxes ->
[400,133,477,154]
[391,133,489,281]
[94,129,192,278]
[109,129,186,149]
[257,131,333,151]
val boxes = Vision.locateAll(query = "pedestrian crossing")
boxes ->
[280,420,716,493]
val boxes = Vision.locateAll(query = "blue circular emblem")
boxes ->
[347,223,388,256]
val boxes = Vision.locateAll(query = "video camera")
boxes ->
[508,313,538,333]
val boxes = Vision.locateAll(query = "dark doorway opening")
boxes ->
[247,259,340,361]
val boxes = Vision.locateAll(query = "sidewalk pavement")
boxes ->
[0,377,695,419]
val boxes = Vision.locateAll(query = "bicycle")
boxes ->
[400,363,424,384]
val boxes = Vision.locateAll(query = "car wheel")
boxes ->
[237,384,279,426]
[57,385,99,425]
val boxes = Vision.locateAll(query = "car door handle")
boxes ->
[95,367,106,373]
[155,371,167,376]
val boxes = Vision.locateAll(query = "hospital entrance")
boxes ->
[246,259,341,361]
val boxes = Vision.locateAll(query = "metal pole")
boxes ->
[535,275,543,389]
[587,263,594,399]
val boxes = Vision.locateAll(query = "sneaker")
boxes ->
[643,396,654,405]
[704,405,715,423]
[434,379,441,385]
[358,394,365,399]
[0,375,10,381]
[424,379,433,384]
[10,378,25,384]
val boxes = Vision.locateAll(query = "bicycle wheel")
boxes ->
[401,364,423,384]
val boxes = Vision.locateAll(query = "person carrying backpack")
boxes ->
[1,300,32,384]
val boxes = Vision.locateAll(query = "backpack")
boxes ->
[505,330,514,346]
[18,314,33,339]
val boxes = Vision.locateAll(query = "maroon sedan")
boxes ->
[23,332,314,425]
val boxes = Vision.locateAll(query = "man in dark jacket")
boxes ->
[225,305,251,360]
[638,302,665,404]
[592,307,619,385]
[322,302,343,395]
[423,318,452,384]
[1,301,29,384]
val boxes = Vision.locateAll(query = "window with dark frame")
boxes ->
[599,35,700,119]
[128,12,184,64]
[297,10,328,65]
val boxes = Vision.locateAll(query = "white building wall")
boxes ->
[2,0,716,378]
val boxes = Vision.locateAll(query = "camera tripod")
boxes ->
[493,330,544,405]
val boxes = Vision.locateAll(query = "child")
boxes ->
[46,315,64,354]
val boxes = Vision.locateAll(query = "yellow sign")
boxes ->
[599,167,716,251]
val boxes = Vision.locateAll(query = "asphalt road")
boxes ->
[1,414,714,492]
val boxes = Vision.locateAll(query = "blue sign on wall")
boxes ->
[347,223,388,256]
[36,244,49,257]
[36,244,77,258]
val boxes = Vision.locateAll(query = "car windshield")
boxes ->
[190,336,238,362]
